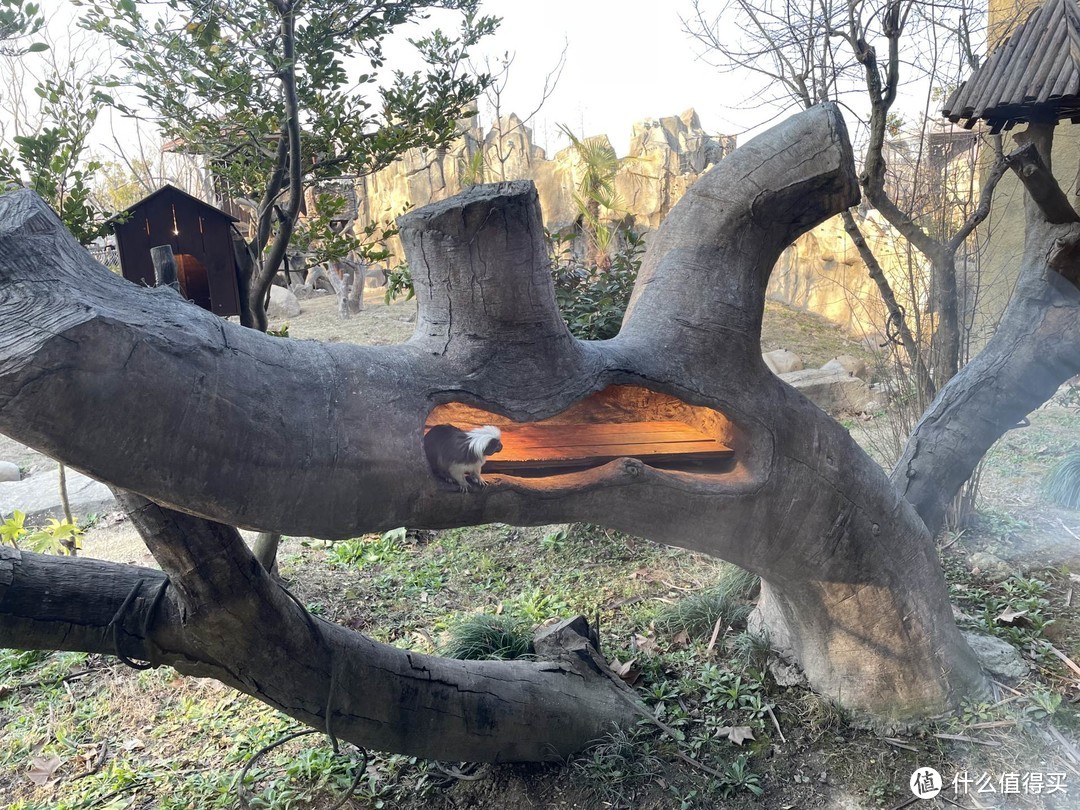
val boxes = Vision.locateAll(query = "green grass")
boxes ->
[439,613,533,660]
[4,514,1080,809]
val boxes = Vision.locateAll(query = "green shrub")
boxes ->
[549,228,643,340]
[654,565,759,638]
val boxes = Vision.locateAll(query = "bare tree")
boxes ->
[470,44,567,183]
[684,0,1003,400]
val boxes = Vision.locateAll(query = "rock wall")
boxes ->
[352,108,914,339]
[769,210,917,341]
[353,107,736,248]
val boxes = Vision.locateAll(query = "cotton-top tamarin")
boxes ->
[423,424,503,491]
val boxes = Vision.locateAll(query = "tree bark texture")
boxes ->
[0,104,1005,728]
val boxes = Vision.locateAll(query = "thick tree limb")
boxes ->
[1006,142,1080,227]
[0,496,638,762]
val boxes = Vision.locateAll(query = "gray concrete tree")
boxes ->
[0,104,1077,761]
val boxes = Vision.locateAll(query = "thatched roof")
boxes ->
[942,0,1080,132]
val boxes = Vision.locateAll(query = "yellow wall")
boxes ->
[980,0,1079,331]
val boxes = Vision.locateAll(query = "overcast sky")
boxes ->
[37,0,782,159]
[22,0,958,162]
[465,0,775,155]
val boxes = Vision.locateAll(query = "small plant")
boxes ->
[440,613,533,660]
[266,323,290,337]
[572,727,663,806]
[540,526,569,550]
[729,629,772,668]
[330,528,407,568]
[0,510,83,555]
[1002,575,1049,599]
[718,754,763,798]
[1024,689,1062,721]
[512,586,571,623]
[1044,452,1080,509]
[866,777,896,806]
[383,262,414,304]
[739,693,772,721]
[958,697,996,725]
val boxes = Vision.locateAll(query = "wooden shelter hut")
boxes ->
[943,0,1080,133]
[110,185,242,317]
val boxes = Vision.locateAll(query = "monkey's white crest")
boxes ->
[466,425,502,458]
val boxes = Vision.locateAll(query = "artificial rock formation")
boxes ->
[354,107,736,250]
[354,105,912,340]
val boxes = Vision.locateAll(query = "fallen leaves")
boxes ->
[609,657,642,686]
[26,754,62,786]
[715,725,756,746]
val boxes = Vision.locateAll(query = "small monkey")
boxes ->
[424,424,503,491]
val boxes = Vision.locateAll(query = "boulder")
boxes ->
[820,354,868,379]
[0,461,20,482]
[763,349,804,375]
[290,283,318,300]
[780,368,876,413]
[0,467,115,524]
[267,285,302,318]
[961,631,1028,680]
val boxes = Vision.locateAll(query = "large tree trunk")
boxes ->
[4,103,1069,744]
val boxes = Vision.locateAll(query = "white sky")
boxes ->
[16,0,959,165]
[20,0,783,161]
[466,0,775,155]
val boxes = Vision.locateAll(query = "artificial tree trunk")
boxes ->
[1,104,1071,752]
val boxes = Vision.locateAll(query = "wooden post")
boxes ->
[150,245,181,294]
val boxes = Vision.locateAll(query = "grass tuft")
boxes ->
[1044,452,1080,509]
[654,565,759,637]
[439,613,534,660]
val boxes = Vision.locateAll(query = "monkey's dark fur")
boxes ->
[424,424,503,491]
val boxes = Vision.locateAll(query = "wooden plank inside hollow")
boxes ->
[478,420,734,473]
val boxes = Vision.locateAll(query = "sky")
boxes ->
[20,0,783,161]
[462,0,774,156]
[14,0,962,166]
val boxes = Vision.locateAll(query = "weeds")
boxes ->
[571,727,663,807]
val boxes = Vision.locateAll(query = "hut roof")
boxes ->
[942,0,1080,132]
[107,184,238,225]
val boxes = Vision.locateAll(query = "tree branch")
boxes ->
[1006,142,1080,227]
[0,108,990,717]
[841,209,934,398]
